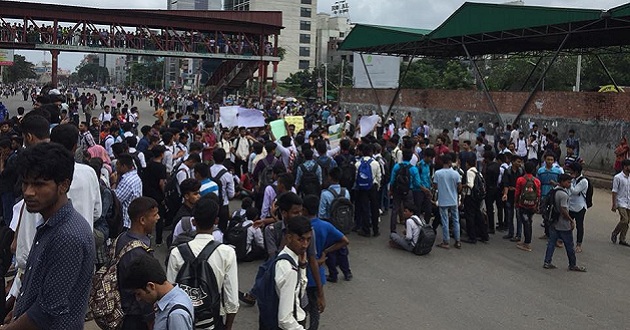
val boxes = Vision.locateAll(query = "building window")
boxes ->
[299,60,310,70]
[301,0,312,4]
[339,32,345,38]
[299,34,311,44]
[300,20,311,31]
[299,47,310,57]
[300,7,312,17]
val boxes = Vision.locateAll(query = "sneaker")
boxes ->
[326,275,338,283]
[238,291,256,306]
[575,245,582,253]
[620,241,630,247]
[510,236,521,242]
[543,263,557,269]
[516,243,532,252]
[538,234,548,240]
[344,272,353,281]
[502,234,513,240]
[568,265,587,272]
[357,230,371,237]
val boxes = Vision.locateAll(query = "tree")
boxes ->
[126,59,164,89]
[2,54,36,83]
[400,58,472,90]
[282,69,318,99]
[76,63,109,85]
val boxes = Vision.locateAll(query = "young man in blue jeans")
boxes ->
[543,174,587,272]
[433,154,462,249]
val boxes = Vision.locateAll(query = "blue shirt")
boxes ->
[199,178,219,197]
[390,161,421,191]
[318,184,350,220]
[433,167,461,207]
[417,159,432,189]
[537,166,563,197]
[14,201,95,330]
[154,285,194,330]
[307,218,344,287]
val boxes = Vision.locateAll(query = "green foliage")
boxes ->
[125,59,164,89]
[282,69,318,99]
[400,59,472,89]
[77,63,109,85]
[2,54,36,83]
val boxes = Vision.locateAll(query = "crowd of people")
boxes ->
[0,22,276,56]
[0,81,617,330]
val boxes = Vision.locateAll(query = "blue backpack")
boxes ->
[252,253,298,330]
[355,159,374,190]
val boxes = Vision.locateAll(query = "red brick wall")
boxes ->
[340,88,630,122]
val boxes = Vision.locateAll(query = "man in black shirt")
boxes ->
[141,145,168,245]
[483,151,500,234]
[501,155,524,241]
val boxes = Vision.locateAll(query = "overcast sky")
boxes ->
[10,0,629,71]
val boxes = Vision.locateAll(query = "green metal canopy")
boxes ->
[339,2,630,57]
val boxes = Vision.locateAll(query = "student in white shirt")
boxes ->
[241,207,266,262]
[167,196,239,330]
[275,216,311,330]
[389,203,422,252]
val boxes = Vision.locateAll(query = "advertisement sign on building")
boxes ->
[0,50,14,66]
[352,52,401,89]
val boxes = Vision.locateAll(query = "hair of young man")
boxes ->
[402,148,413,161]
[286,216,312,236]
[141,125,151,136]
[109,126,119,134]
[186,153,202,164]
[280,135,292,148]
[193,195,219,229]
[50,123,80,152]
[315,140,327,155]
[276,192,303,212]
[151,145,166,159]
[21,113,50,140]
[121,254,167,291]
[303,148,314,160]
[213,148,227,163]
[117,153,134,169]
[162,131,174,145]
[466,156,476,167]
[264,141,276,153]
[302,194,320,216]
[111,143,128,158]
[189,141,204,153]
[241,197,253,210]
[125,136,138,148]
[253,142,263,154]
[440,154,451,166]
[194,163,210,179]
[180,178,201,196]
[524,161,536,174]
[340,139,351,151]
[277,173,294,190]
[245,206,259,221]
[403,201,417,214]
[328,167,341,182]
[558,173,572,183]
[18,142,74,185]
[483,151,495,162]
[128,196,158,222]
[622,159,630,167]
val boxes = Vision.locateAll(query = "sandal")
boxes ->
[575,245,582,253]
[436,242,450,249]
[568,265,587,272]
[454,241,462,249]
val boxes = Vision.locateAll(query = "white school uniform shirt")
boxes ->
[276,246,308,329]
[166,234,239,316]
[242,219,264,253]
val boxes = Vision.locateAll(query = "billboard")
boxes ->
[353,53,401,89]
[0,50,14,66]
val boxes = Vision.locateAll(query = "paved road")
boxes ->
[2,91,628,329]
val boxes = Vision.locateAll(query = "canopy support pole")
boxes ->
[359,53,383,115]
[462,44,503,126]
[519,55,544,91]
[596,54,622,92]
[385,52,416,120]
[513,33,569,124]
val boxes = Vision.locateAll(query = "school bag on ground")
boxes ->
[299,163,321,196]
[90,238,151,330]
[519,176,539,209]
[470,171,486,202]
[327,187,354,234]
[251,253,298,330]
[542,188,563,226]
[224,220,253,261]
[410,215,436,256]
[576,176,593,209]
[355,158,374,190]
[175,241,223,330]
[393,164,411,197]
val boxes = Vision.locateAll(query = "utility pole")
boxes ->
[340,59,344,88]
[324,62,328,103]
[575,54,582,92]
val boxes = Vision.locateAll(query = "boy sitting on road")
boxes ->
[389,202,423,252]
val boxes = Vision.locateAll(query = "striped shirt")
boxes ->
[200,178,219,197]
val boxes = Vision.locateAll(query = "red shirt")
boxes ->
[514,174,542,209]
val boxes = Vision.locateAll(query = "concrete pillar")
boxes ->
[51,50,59,87]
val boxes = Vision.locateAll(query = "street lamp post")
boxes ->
[323,62,328,103]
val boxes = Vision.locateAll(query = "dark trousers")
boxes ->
[484,188,498,232]
[464,196,488,242]
[325,246,350,279]
[235,158,247,177]
[412,190,433,223]
[518,208,534,244]
[570,208,587,244]
[306,287,320,330]
[496,192,505,228]
[544,228,577,267]
[218,204,230,233]
[356,186,380,235]
[505,200,516,237]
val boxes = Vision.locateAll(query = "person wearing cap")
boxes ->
[567,163,588,253]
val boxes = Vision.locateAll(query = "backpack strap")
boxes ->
[212,168,228,183]
[197,240,222,262]
[327,187,339,199]
[115,238,151,262]
[166,304,192,330]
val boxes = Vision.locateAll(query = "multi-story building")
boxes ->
[315,12,353,67]
[225,0,318,82]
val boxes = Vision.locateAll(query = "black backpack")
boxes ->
[224,220,253,261]
[252,253,298,330]
[542,188,564,226]
[338,154,356,189]
[471,170,487,203]
[175,241,223,329]
[576,176,593,209]
[128,150,144,175]
[211,168,229,204]
[327,188,354,234]
[410,216,436,256]
[258,158,278,189]
[164,168,189,223]
[394,164,411,197]
[299,163,321,196]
